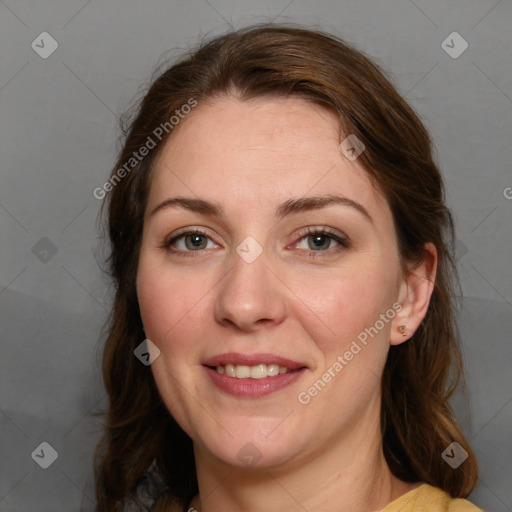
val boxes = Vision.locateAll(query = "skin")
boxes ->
[137,96,437,512]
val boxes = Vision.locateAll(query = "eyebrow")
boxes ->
[151,197,223,217]
[277,195,373,224]
[150,194,373,224]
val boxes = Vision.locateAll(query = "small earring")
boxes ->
[398,325,407,336]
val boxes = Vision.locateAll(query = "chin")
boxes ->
[190,416,309,471]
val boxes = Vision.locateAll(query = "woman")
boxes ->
[94,24,482,511]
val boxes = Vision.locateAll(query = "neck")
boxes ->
[188,408,417,512]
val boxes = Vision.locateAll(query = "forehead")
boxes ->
[148,96,390,223]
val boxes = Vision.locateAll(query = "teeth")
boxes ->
[236,365,251,379]
[215,363,291,378]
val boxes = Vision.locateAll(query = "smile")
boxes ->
[214,363,290,378]
[203,353,307,398]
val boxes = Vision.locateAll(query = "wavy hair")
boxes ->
[94,24,478,511]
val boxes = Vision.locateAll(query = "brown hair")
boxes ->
[94,23,478,511]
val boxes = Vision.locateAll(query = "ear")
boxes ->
[390,242,438,346]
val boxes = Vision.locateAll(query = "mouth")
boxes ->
[203,353,308,398]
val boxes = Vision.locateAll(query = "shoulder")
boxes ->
[384,484,483,512]
[446,496,483,512]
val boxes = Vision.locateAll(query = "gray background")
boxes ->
[0,1,511,510]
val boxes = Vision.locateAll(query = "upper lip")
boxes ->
[203,352,306,370]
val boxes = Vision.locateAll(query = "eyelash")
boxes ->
[161,227,351,259]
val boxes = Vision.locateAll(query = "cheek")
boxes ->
[289,268,396,425]
[290,265,396,348]
[136,256,212,357]
[137,258,209,423]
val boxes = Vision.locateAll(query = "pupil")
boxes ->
[309,235,329,250]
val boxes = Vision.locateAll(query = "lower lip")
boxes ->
[204,366,307,398]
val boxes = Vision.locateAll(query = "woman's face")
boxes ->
[137,96,409,470]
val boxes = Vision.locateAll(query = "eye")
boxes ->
[294,228,350,255]
[162,229,219,254]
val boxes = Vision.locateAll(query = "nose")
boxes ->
[214,247,287,332]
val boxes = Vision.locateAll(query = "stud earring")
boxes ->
[398,325,407,336]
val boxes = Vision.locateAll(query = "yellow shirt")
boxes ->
[382,483,483,511]
[174,484,483,511]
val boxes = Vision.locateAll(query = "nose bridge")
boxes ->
[214,239,285,330]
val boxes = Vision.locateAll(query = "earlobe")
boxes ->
[391,243,438,346]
